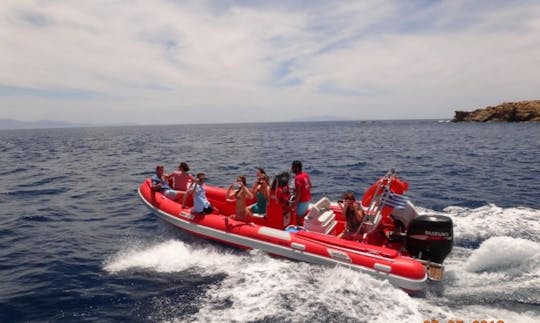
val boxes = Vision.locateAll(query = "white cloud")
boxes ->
[1,0,539,124]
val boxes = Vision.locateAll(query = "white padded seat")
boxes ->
[304,197,337,234]
[314,197,331,211]
[308,205,320,219]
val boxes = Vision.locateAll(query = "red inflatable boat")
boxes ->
[138,170,453,293]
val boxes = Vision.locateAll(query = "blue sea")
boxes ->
[0,120,539,323]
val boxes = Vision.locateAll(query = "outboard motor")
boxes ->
[405,214,453,264]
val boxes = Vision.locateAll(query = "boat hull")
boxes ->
[138,180,428,292]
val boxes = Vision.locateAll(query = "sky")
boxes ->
[1,0,540,125]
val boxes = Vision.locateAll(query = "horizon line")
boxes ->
[0,117,451,130]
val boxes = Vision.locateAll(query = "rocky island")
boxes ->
[452,100,540,122]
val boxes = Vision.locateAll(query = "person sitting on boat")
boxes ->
[183,173,214,215]
[337,191,365,240]
[150,165,182,202]
[227,176,254,221]
[170,162,195,193]
[250,168,269,215]
[291,160,312,226]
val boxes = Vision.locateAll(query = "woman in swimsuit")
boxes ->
[227,176,254,221]
[250,168,269,215]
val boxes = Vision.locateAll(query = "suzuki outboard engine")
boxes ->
[405,214,453,264]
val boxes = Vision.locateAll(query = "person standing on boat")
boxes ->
[150,165,182,202]
[183,173,214,215]
[170,162,195,192]
[227,176,254,221]
[337,191,365,240]
[268,172,292,228]
[291,160,312,226]
[250,168,269,215]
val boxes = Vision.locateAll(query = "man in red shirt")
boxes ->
[291,160,312,226]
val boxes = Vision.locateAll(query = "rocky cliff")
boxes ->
[452,100,540,122]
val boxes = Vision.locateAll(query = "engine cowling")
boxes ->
[405,214,453,264]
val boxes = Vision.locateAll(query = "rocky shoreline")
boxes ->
[452,100,540,122]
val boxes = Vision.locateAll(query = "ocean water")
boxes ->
[0,120,539,323]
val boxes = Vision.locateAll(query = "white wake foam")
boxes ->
[187,247,540,323]
[420,205,540,243]
[440,236,540,309]
[103,214,540,322]
[103,239,246,274]
[104,240,430,322]
[465,236,540,273]
[190,254,428,323]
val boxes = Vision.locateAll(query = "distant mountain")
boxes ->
[0,118,92,130]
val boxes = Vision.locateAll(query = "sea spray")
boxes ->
[465,236,540,274]
[104,239,245,274]
[437,205,540,245]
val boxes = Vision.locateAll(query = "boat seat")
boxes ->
[319,210,335,226]
[304,197,337,234]
[307,197,332,219]
[308,205,320,219]
[304,216,336,234]
[324,219,337,235]
[314,197,331,211]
